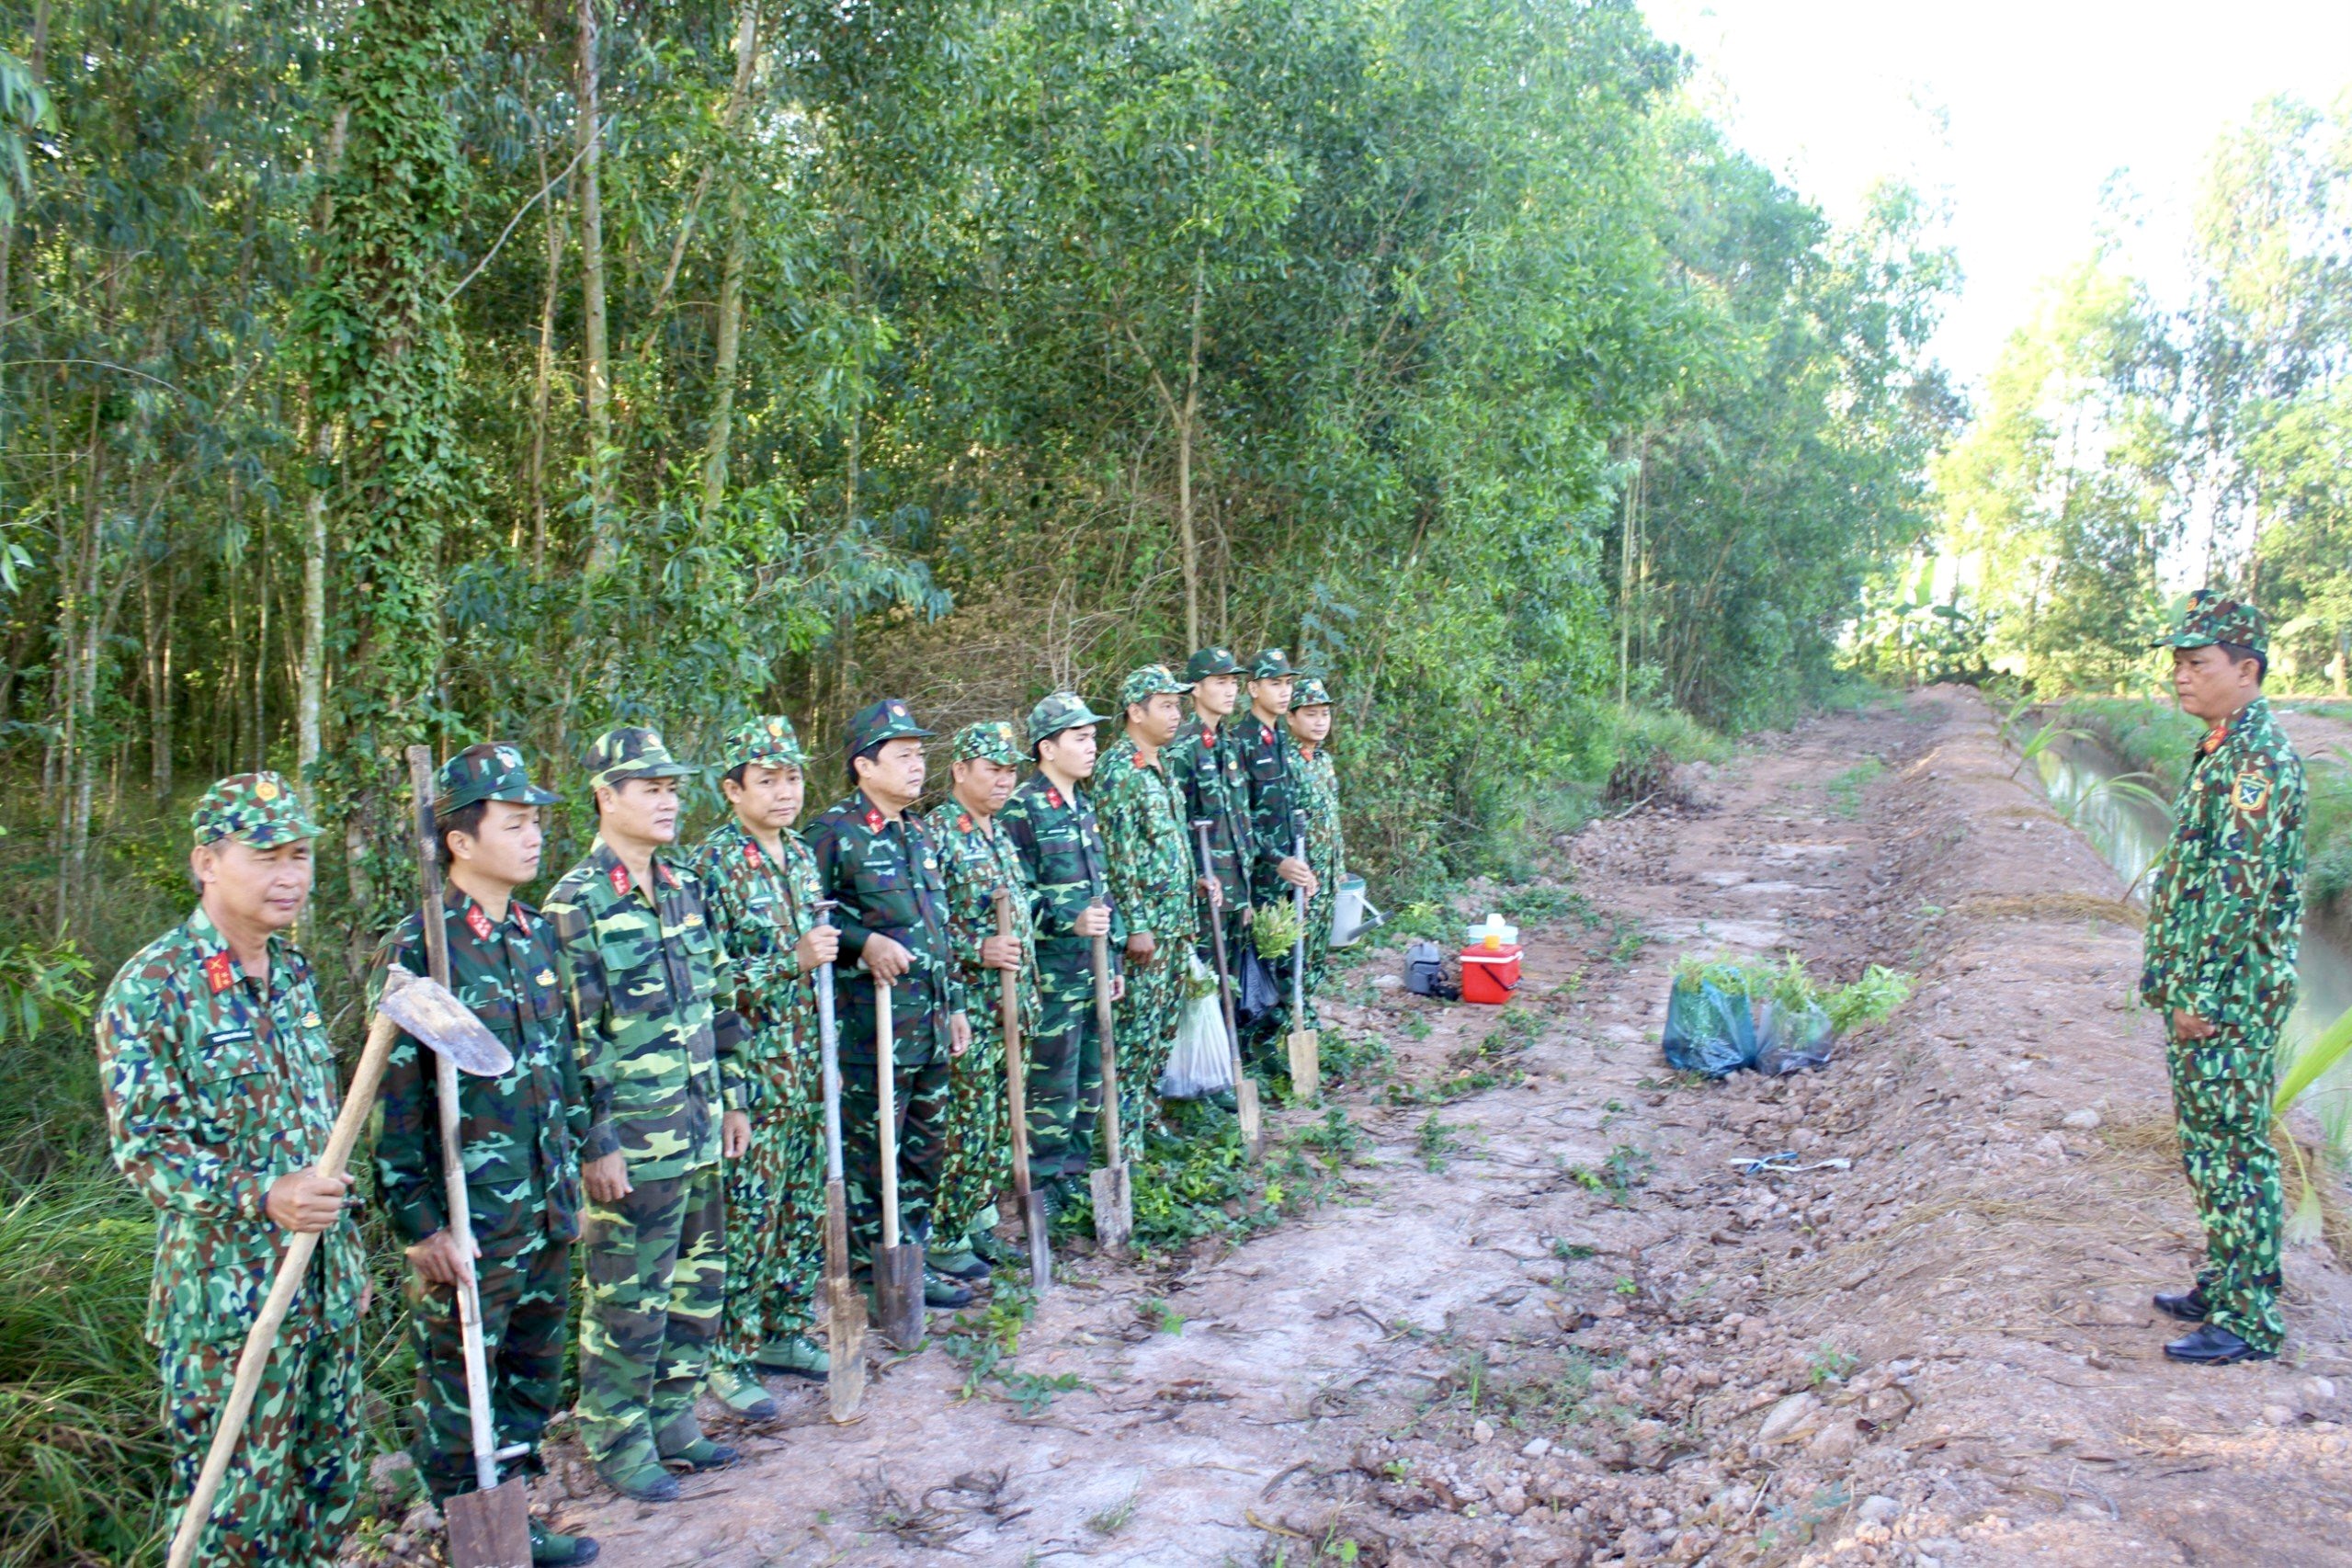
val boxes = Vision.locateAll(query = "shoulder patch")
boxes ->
[2233,767,2273,815]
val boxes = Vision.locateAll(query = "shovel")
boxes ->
[812,903,865,1421]
[1194,821,1262,1162]
[1286,809,1321,1102]
[1087,912,1132,1253]
[406,746,533,1567]
[870,977,926,1347]
[169,969,511,1568]
[992,888,1051,1292]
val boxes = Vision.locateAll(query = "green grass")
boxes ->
[1823,758,1884,817]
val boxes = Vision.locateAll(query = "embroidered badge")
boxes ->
[465,906,495,942]
[536,968,557,987]
[301,1011,323,1030]
[1046,787,1063,809]
[2233,767,2273,815]
[254,778,280,802]
[865,808,884,831]
[203,950,236,994]
[744,842,762,867]
[958,812,972,833]
[608,863,631,897]
[657,863,680,889]
[511,905,532,933]
[684,912,703,927]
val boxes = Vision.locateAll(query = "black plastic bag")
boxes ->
[1755,999,1835,1076]
[1233,941,1282,1030]
[1661,976,1759,1079]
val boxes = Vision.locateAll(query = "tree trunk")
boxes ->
[577,0,615,572]
[699,3,762,511]
[529,114,562,570]
[296,108,346,809]
[142,557,176,802]
[1176,247,1205,650]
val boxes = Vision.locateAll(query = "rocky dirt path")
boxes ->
[515,688,2352,1567]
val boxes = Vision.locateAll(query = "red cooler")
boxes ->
[1460,943,1523,1005]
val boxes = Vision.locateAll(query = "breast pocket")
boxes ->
[677,920,720,1004]
[188,1028,268,1143]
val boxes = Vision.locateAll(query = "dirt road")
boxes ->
[514,688,2352,1566]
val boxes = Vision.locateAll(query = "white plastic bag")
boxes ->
[1160,958,1234,1098]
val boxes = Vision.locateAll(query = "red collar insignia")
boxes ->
[464,905,495,942]
[657,862,680,890]
[744,841,763,867]
[865,808,884,832]
[1262,724,1275,744]
[608,863,631,897]
[202,950,236,994]
[511,904,532,934]
[1046,786,1063,809]
[958,812,973,833]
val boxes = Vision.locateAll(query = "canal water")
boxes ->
[2036,736,2352,1142]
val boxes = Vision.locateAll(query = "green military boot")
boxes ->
[924,1267,978,1308]
[927,1240,991,1280]
[653,1417,740,1473]
[593,1443,679,1504]
[969,1206,1022,1268]
[752,1334,830,1378]
[706,1363,779,1421]
[529,1517,601,1566]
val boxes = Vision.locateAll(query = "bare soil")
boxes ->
[383,687,2352,1566]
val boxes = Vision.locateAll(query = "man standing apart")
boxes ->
[693,717,839,1413]
[2140,589,2307,1365]
[1097,665,1206,1124]
[545,728,744,1500]
[97,773,363,1565]
[374,745,598,1565]
[804,699,976,1310]
[1000,693,1124,1210]
[933,720,1038,1278]
[1285,676,1346,1035]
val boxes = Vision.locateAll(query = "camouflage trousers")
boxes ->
[162,1315,361,1566]
[406,1231,571,1502]
[576,1162,724,1467]
[720,1108,824,1360]
[937,1014,1010,1245]
[1028,966,1106,1180]
[840,1054,950,1267]
[1115,944,1188,1126]
[2167,1026,2285,1353]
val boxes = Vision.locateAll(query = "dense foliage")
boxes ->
[0,3,1949,1558]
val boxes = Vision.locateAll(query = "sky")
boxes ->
[1642,0,2352,396]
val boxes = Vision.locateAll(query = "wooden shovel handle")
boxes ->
[1090,917,1120,1166]
[876,979,899,1251]
[993,889,1034,1199]
[167,1010,402,1568]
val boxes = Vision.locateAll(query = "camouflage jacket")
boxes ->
[937,805,1041,1036]
[1096,738,1199,960]
[544,838,742,1181]
[692,818,822,1120]
[1291,744,1346,890]
[2141,696,2308,1040]
[1241,714,1305,896]
[372,886,586,1256]
[1166,717,1254,916]
[804,790,965,1065]
[999,772,1126,977]
[96,909,365,1346]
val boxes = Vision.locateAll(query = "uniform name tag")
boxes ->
[205,1027,255,1047]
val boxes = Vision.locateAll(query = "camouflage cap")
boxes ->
[1025,690,1111,749]
[1291,676,1334,708]
[1248,647,1300,678]
[1183,645,1243,681]
[1119,664,1194,709]
[845,698,935,758]
[586,726,699,790]
[435,743,560,815]
[2151,587,2268,658]
[715,715,809,775]
[951,719,1024,767]
[191,771,322,848]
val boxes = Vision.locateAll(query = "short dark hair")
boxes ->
[436,799,491,866]
[2217,641,2267,683]
[850,743,881,786]
[722,762,749,790]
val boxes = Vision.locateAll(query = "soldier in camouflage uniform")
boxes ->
[97,773,364,1566]
[1001,693,1125,1203]
[545,727,746,1500]
[692,716,839,1414]
[371,745,597,1566]
[932,720,1039,1277]
[1166,646,1255,1082]
[1097,665,1205,1123]
[804,699,976,1310]
[1285,676,1346,1035]
[2139,590,2308,1365]
[1235,649,1320,1062]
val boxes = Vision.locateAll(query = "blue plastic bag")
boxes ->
[1662,976,1759,1079]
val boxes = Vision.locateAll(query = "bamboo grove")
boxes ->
[0,0,1954,970]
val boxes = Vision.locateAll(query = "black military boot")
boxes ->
[2163,1323,2272,1364]
[2153,1285,2210,1323]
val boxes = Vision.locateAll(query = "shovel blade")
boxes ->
[1089,1162,1132,1254]
[443,1477,531,1568]
[1022,1190,1053,1294]
[1236,1076,1265,1162]
[824,1271,867,1423]
[378,966,514,1079]
[1287,1028,1321,1101]
[874,1243,926,1349]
